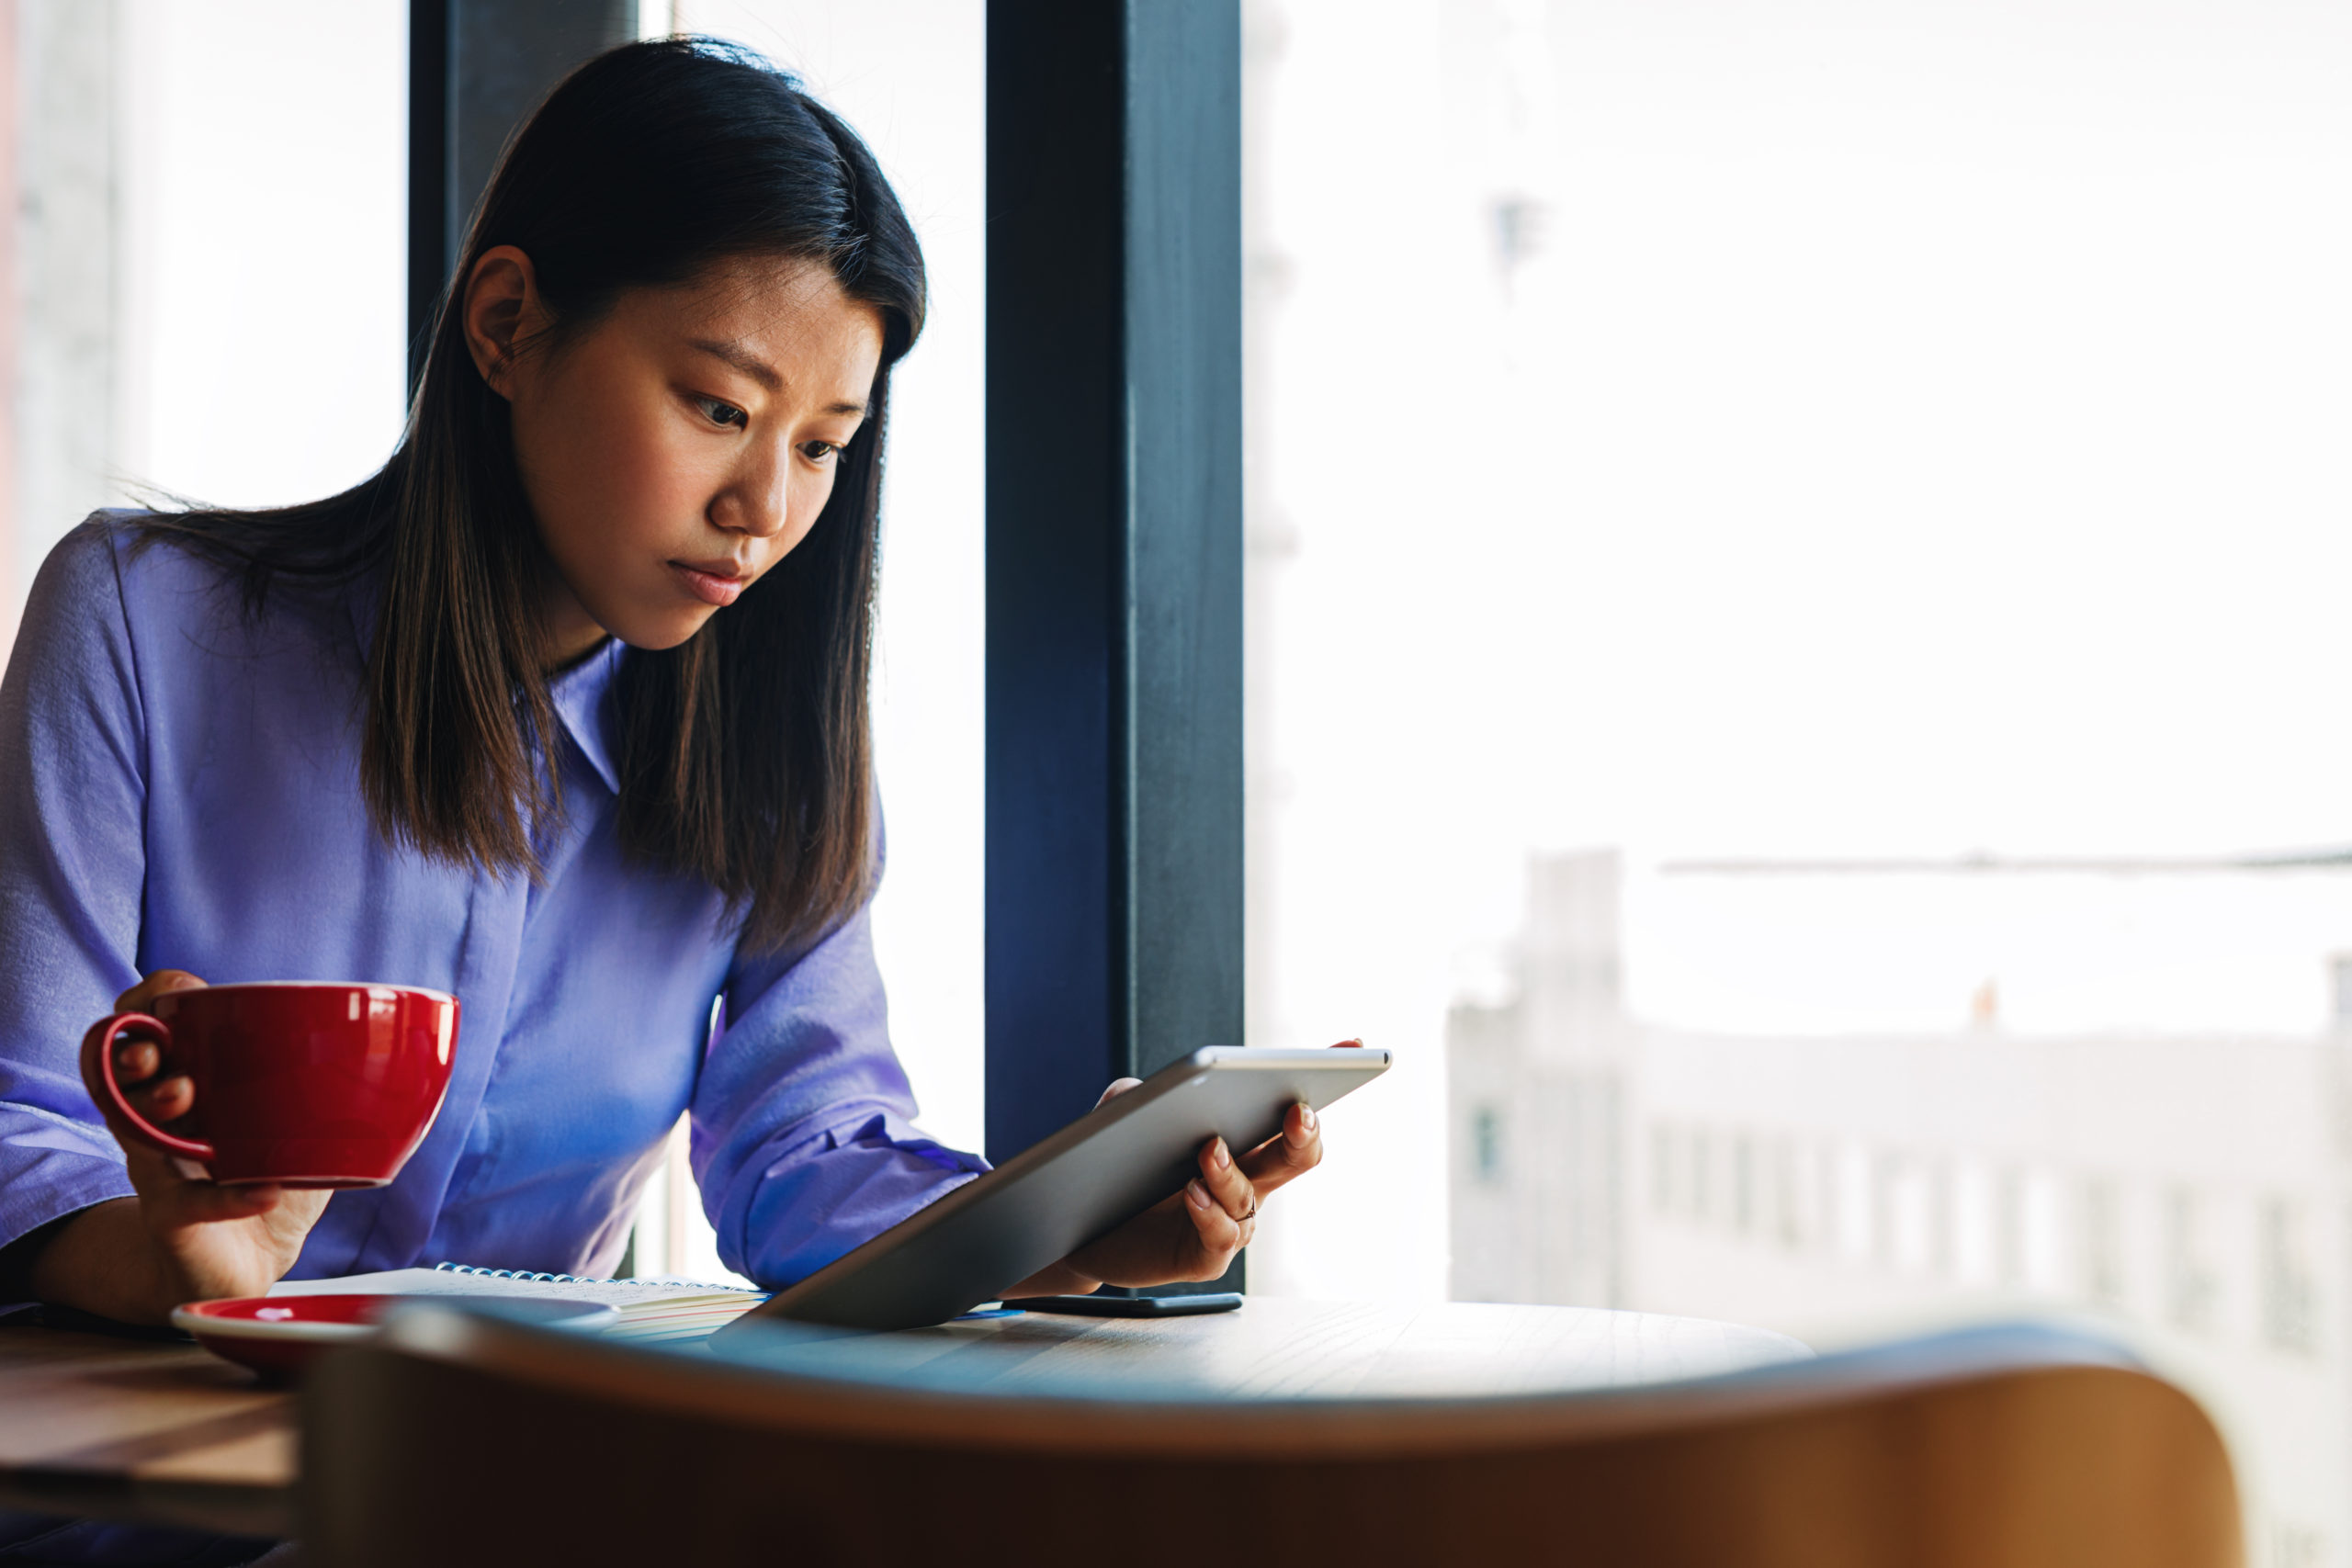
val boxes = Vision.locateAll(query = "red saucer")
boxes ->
[173,1292,617,1381]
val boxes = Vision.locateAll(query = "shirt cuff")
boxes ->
[718,1110,988,1289]
[0,1142,138,1309]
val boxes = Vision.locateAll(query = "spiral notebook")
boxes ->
[266,1261,768,1342]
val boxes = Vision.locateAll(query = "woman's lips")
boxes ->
[669,561,747,607]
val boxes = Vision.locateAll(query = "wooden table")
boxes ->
[0,1319,295,1538]
[0,1297,1807,1539]
[718,1294,1812,1403]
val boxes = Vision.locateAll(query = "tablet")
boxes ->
[731,1046,1391,1334]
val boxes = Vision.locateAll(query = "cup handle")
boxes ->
[80,1012,216,1164]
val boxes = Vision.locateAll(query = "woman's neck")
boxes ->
[545,634,611,676]
[537,570,611,672]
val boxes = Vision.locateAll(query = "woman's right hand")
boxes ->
[30,970,331,1324]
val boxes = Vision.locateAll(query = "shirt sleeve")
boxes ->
[0,521,148,1258]
[690,860,986,1289]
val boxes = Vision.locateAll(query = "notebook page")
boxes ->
[267,1267,764,1314]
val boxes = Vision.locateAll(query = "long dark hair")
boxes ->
[140,39,925,952]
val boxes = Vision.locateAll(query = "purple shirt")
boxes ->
[0,515,982,1288]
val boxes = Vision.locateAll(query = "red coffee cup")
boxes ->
[78,982,460,1188]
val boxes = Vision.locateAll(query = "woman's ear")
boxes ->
[461,244,542,399]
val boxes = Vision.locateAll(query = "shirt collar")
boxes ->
[346,574,625,795]
[548,638,624,795]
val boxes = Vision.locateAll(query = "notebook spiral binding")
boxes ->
[430,1260,749,1292]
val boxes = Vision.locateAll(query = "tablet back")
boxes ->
[743,1047,1390,1332]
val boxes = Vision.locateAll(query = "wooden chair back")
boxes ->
[300,1308,2240,1568]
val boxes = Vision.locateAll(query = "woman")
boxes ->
[0,39,1322,1330]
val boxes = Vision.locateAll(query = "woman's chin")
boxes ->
[610,607,717,652]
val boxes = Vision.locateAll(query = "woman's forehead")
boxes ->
[667,254,847,329]
[626,256,882,376]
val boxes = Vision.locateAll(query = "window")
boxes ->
[2164,1187,2221,1336]
[1470,1106,1503,1185]
[673,0,986,1161]
[1247,0,2352,1551]
[4,1,408,643]
[2081,1179,2126,1311]
[2260,1198,2318,1358]
[1729,1134,1754,1236]
[588,0,989,1284]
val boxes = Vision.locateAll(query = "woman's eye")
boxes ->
[799,441,843,464]
[695,397,748,429]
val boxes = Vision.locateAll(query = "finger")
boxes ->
[1182,1177,1243,1259]
[163,1180,286,1224]
[1195,1136,1257,1221]
[1236,1101,1322,1194]
[104,1111,212,1191]
[126,1074,196,1124]
[1094,1077,1144,1109]
[110,1133,243,1205]
[113,969,206,1014]
[90,1079,169,1155]
[105,1030,194,1119]
[1062,1181,1252,1287]
[112,1038,163,1084]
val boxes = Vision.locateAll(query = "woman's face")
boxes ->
[463,249,885,660]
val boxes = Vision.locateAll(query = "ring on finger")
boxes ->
[1241,1201,1258,1222]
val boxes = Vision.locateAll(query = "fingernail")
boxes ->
[1300,1104,1318,1135]
[1186,1179,1213,1211]
[1210,1138,1231,1170]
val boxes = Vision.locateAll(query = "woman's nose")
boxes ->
[718,449,791,537]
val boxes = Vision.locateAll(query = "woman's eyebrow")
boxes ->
[686,337,867,416]
[689,337,783,391]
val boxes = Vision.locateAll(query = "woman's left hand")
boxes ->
[998,1076,1328,1301]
